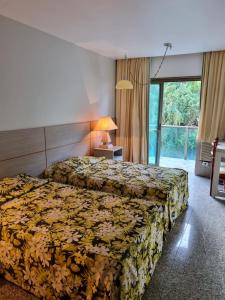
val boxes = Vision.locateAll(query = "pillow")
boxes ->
[43,156,106,179]
[67,156,106,167]
[0,174,48,205]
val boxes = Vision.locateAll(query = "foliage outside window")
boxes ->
[162,81,201,126]
[161,81,201,160]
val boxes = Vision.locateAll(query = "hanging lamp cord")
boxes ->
[153,44,170,78]
[127,43,171,86]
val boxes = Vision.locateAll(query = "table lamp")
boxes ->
[94,116,118,149]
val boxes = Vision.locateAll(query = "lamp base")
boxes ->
[99,131,114,149]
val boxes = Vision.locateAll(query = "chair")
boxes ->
[210,138,225,196]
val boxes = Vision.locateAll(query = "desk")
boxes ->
[211,142,225,199]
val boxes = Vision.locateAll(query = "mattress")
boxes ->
[0,174,164,300]
[44,156,189,228]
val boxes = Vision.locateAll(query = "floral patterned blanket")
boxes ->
[0,175,165,299]
[44,156,189,228]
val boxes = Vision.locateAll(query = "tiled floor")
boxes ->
[1,167,225,299]
[160,157,195,173]
[144,166,225,300]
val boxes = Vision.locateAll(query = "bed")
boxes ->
[0,174,165,300]
[44,156,189,229]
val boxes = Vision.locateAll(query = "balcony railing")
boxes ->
[160,125,198,160]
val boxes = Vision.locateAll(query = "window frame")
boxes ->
[148,76,202,165]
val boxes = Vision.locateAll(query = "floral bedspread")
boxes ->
[44,156,189,228]
[0,175,164,299]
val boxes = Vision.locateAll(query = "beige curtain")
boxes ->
[116,57,149,164]
[198,51,225,143]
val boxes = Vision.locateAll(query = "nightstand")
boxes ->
[94,146,123,161]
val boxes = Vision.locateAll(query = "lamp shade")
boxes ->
[94,116,118,131]
[116,80,133,90]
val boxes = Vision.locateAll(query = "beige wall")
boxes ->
[0,16,115,131]
[151,53,203,78]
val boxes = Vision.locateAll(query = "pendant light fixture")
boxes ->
[116,43,172,90]
[115,54,133,90]
[116,79,133,90]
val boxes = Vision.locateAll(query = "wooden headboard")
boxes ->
[0,122,91,178]
[0,120,116,178]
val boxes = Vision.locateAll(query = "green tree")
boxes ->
[162,81,201,126]
[160,81,201,159]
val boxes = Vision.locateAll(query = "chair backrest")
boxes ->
[210,137,219,195]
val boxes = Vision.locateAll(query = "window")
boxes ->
[148,78,201,168]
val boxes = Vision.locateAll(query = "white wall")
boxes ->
[150,53,203,78]
[0,16,115,131]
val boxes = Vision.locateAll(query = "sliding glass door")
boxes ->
[148,78,201,167]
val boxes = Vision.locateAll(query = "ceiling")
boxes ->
[0,0,225,59]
